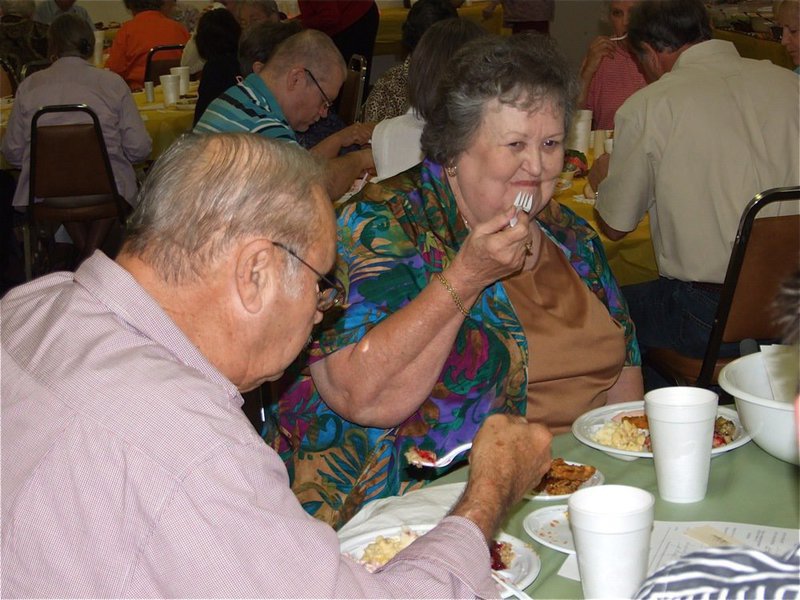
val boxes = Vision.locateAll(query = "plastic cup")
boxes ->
[160,74,180,106]
[144,81,155,103]
[567,110,592,155]
[645,387,719,503]
[568,485,655,599]
[170,66,190,95]
[93,31,105,66]
[592,129,609,157]
[604,138,614,154]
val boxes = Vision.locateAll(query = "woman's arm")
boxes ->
[311,207,533,427]
[606,365,643,404]
[578,36,614,107]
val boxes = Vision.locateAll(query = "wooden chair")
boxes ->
[23,104,128,280]
[646,187,800,387]
[143,44,184,84]
[338,54,367,125]
[19,59,51,80]
[0,57,17,96]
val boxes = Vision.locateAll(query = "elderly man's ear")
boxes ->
[234,239,277,314]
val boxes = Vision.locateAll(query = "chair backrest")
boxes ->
[697,186,800,384]
[20,59,51,80]
[144,44,184,83]
[29,104,126,218]
[0,57,17,96]
[338,54,367,126]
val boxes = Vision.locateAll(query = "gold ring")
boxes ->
[524,241,533,254]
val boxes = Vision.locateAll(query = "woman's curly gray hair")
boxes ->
[421,33,579,167]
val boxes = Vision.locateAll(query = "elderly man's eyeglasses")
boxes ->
[273,241,342,312]
[304,68,333,111]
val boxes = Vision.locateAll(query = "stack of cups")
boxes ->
[160,74,180,106]
[93,31,105,67]
[170,66,191,96]
[568,485,655,599]
[645,386,719,503]
[144,81,155,103]
[566,109,592,155]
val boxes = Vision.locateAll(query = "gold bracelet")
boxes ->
[434,272,470,317]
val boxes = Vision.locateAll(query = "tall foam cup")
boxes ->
[645,386,719,503]
[568,485,655,599]
[160,74,180,106]
[93,31,105,66]
[170,66,190,95]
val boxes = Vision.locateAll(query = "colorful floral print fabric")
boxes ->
[266,159,639,529]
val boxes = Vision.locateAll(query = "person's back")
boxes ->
[610,40,798,283]
[2,57,151,207]
[105,0,189,90]
[1,263,261,596]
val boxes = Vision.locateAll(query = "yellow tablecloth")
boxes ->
[132,81,196,160]
[713,28,794,70]
[556,176,658,287]
[375,1,503,57]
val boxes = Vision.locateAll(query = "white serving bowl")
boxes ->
[718,352,799,465]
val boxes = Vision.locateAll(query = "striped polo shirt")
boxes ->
[194,73,297,143]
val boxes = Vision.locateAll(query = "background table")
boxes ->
[713,28,794,70]
[556,175,659,287]
[131,82,196,160]
[374,1,504,57]
[433,432,799,598]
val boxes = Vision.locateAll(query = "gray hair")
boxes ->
[421,33,579,168]
[266,29,345,87]
[48,13,94,59]
[0,0,35,18]
[124,133,327,285]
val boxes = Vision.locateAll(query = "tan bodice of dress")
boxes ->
[503,233,626,433]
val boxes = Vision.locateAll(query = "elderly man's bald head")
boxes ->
[123,133,329,283]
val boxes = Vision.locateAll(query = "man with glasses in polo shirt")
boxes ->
[195,28,374,199]
[1,133,554,598]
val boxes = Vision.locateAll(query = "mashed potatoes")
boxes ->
[359,530,420,570]
[592,419,647,451]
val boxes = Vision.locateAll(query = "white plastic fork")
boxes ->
[509,191,534,228]
[609,33,628,41]
[492,572,535,600]
[410,442,473,468]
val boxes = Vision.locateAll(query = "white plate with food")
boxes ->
[572,400,751,460]
[524,458,604,501]
[522,505,574,554]
[340,524,541,597]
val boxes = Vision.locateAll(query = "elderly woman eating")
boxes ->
[269,34,642,528]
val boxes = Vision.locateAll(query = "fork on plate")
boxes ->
[492,572,535,600]
[509,191,534,228]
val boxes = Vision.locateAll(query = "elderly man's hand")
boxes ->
[450,414,552,541]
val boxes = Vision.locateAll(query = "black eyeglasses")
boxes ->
[273,241,342,311]
[303,68,333,111]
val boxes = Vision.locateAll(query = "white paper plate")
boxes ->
[572,401,751,460]
[340,524,541,597]
[522,505,574,554]
[524,461,604,501]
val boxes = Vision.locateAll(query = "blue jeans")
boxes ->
[622,278,739,359]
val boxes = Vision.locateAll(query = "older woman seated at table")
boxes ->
[268,33,642,528]
[2,13,151,262]
[775,0,799,73]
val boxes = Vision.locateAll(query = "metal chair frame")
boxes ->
[647,186,800,387]
[338,54,367,125]
[24,104,127,279]
[143,44,185,84]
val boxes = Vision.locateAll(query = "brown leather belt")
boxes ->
[691,281,724,293]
